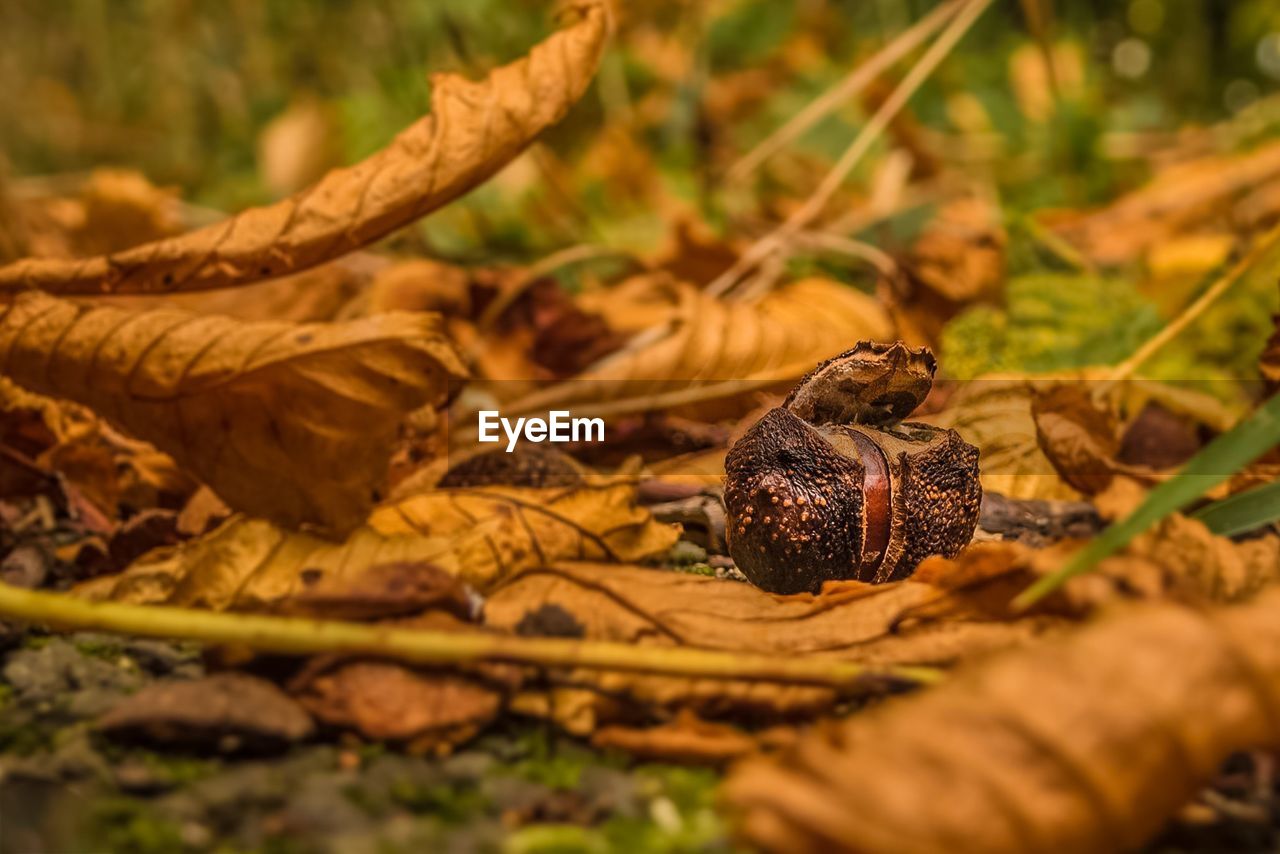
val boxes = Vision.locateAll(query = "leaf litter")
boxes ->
[1,1,1280,851]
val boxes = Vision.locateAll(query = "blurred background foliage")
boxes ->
[1,0,1279,390]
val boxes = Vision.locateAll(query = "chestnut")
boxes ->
[724,341,981,594]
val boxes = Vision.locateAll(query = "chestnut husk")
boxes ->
[723,347,981,594]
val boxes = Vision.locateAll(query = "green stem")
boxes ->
[0,582,943,688]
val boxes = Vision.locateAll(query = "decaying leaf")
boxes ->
[591,710,793,765]
[1030,384,1126,495]
[76,481,678,607]
[721,585,1280,854]
[484,561,1065,730]
[897,197,1005,344]
[98,672,315,752]
[0,1,608,296]
[1046,139,1280,266]
[291,659,506,754]
[0,292,467,533]
[497,276,894,421]
[927,377,1084,502]
[922,515,1280,612]
[287,611,518,754]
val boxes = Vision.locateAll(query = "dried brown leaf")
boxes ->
[0,292,466,532]
[591,710,788,765]
[98,672,314,752]
[0,2,608,295]
[290,635,510,753]
[295,662,501,752]
[500,276,894,421]
[927,377,1084,501]
[76,481,678,607]
[484,561,1063,728]
[1046,138,1280,266]
[1030,384,1124,495]
[722,586,1280,854]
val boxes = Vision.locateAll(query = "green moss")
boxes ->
[940,273,1163,379]
[673,563,716,577]
[387,781,491,824]
[505,824,610,854]
[88,799,189,854]
[71,637,131,663]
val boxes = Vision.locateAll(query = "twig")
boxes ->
[725,0,962,184]
[790,230,900,278]
[1017,0,1060,104]
[0,581,942,689]
[474,243,640,333]
[1098,223,1280,395]
[706,0,995,298]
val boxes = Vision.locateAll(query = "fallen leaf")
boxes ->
[498,276,894,422]
[98,672,314,753]
[591,710,789,765]
[274,560,478,622]
[927,377,1084,502]
[484,561,1064,727]
[1046,139,1280,266]
[0,1,608,296]
[0,292,467,533]
[898,197,1005,344]
[257,98,343,198]
[721,585,1280,854]
[292,659,505,754]
[76,481,677,607]
[1031,384,1125,495]
[928,515,1280,611]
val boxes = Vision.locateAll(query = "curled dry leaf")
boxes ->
[1045,139,1280,266]
[292,659,504,753]
[288,611,518,754]
[0,292,466,533]
[920,513,1280,614]
[722,586,1280,854]
[498,276,894,421]
[591,710,793,765]
[931,377,1231,503]
[1030,384,1125,495]
[484,561,1064,730]
[75,481,677,607]
[98,672,314,753]
[927,378,1084,502]
[0,2,608,296]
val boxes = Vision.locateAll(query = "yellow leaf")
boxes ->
[927,376,1085,502]
[498,277,894,421]
[0,292,466,532]
[0,1,608,296]
[722,586,1280,854]
[76,482,679,608]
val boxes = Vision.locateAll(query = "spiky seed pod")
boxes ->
[724,342,980,594]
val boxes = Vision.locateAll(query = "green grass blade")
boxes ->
[1191,480,1280,537]
[1013,391,1280,609]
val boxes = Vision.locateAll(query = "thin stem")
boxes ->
[1099,223,1280,394]
[707,0,995,298]
[725,0,962,184]
[0,581,943,688]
